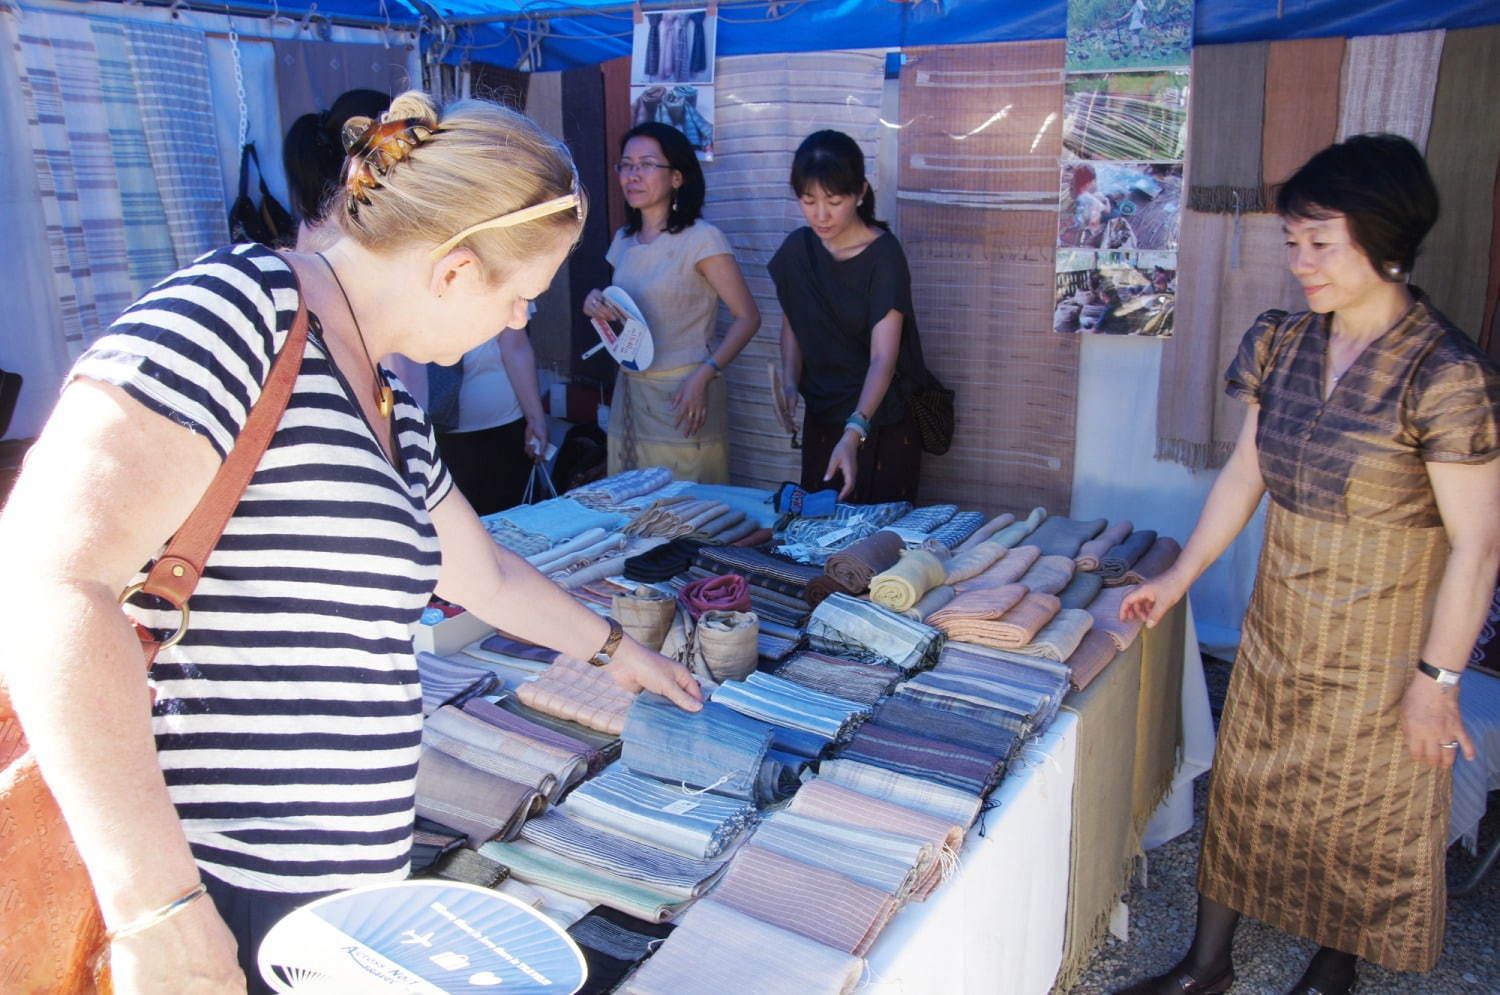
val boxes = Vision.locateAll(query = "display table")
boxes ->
[865,602,1202,994]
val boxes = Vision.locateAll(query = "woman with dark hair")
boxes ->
[1116,133,1500,994]
[281,88,391,250]
[583,121,758,482]
[768,129,932,501]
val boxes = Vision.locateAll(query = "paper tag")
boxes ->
[662,799,699,815]
[601,575,636,591]
[816,526,856,547]
[884,527,930,544]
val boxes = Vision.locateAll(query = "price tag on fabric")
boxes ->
[661,799,699,815]
[816,526,856,547]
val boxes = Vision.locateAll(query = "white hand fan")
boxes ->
[583,286,655,372]
[257,880,587,994]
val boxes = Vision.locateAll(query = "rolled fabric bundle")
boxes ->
[1056,569,1104,610]
[1016,554,1077,596]
[1011,608,1095,662]
[613,585,677,652]
[942,538,1010,585]
[539,534,629,576]
[803,573,851,607]
[557,553,635,591]
[1084,584,1145,650]
[415,747,542,847]
[955,544,1041,591]
[1099,529,1158,578]
[526,527,609,572]
[954,513,1015,552]
[988,506,1046,548]
[688,609,759,684]
[1123,536,1183,584]
[1023,516,1107,558]
[927,583,1029,631]
[869,548,948,613]
[1066,628,1120,691]
[1076,519,1133,571]
[678,573,751,618]
[824,529,905,593]
[904,584,955,622]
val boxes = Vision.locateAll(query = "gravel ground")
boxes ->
[1063,656,1500,995]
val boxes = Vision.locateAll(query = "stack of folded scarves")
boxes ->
[1098,529,1158,580]
[1024,516,1107,558]
[926,584,1061,650]
[886,504,957,534]
[937,642,1072,726]
[773,650,902,706]
[1016,553,1077,595]
[479,514,553,557]
[818,758,983,827]
[565,765,758,859]
[478,838,689,923]
[415,651,503,715]
[424,704,587,802]
[955,544,1040,590]
[1123,536,1181,584]
[926,510,987,549]
[516,654,637,736]
[954,513,1014,551]
[568,906,677,994]
[619,898,864,995]
[1010,607,1095,663]
[987,506,1046,548]
[492,498,629,545]
[520,810,729,899]
[567,466,676,511]
[1076,519,1133,571]
[1083,584,1146,650]
[836,721,1006,795]
[710,672,870,743]
[774,500,914,564]
[495,696,622,757]
[806,592,944,674]
[623,537,706,582]
[462,697,607,777]
[693,545,824,600]
[419,846,509,887]
[896,670,1039,738]
[414,746,543,847]
[872,695,1022,765]
[677,573,750,617]
[749,810,933,899]
[621,693,795,805]
[625,497,742,541]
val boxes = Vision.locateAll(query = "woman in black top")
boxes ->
[769,130,928,502]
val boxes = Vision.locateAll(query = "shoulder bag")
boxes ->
[0,297,308,993]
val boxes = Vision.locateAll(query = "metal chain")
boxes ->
[228,17,248,150]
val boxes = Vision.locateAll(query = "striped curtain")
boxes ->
[10,9,225,361]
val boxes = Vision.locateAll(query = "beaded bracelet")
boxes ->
[703,356,723,375]
[104,882,209,943]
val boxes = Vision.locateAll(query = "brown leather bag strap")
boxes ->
[136,298,309,609]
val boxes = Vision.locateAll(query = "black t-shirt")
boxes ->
[768,226,925,426]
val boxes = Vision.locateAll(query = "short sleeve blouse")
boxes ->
[606,219,734,372]
[1224,297,1500,528]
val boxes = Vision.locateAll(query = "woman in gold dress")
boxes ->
[1116,134,1500,994]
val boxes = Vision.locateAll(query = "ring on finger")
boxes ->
[1440,741,1460,749]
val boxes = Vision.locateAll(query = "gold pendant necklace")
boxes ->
[317,251,393,419]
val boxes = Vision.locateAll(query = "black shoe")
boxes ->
[1113,960,1234,995]
[1285,954,1356,995]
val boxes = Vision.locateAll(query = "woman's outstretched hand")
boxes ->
[604,639,703,711]
[1119,568,1190,628]
[824,431,860,500]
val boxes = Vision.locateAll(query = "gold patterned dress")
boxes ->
[1199,297,1500,972]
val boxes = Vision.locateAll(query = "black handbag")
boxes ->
[228,143,295,247]
[908,376,956,456]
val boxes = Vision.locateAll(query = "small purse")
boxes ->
[0,298,308,993]
[908,377,956,456]
[228,143,296,248]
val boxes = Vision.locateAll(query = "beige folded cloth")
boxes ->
[904,584,956,622]
[1016,554,1076,596]
[955,545,1041,591]
[689,609,760,685]
[613,586,677,652]
[930,586,1058,649]
[954,513,1016,552]
[1123,536,1183,585]
[869,549,949,613]
[516,654,636,735]
[927,584,1029,630]
[1012,608,1094,662]
[988,507,1046,548]
[1066,628,1120,691]
[942,538,1011,585]
[1084,584,1145,650]
[1076,519,1133,571]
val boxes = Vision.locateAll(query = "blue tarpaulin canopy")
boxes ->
[115,0,1500,69]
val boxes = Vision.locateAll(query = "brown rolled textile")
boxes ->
[955,544,1041,591]
[1123,536,1183,584]
[803,573,850,607]
[613,585,677,652]
[1076,519,1133,571]
[733,527,775,548]
[824,529,905,593]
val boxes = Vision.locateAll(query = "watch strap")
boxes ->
[1417,659,1461,685]
[587,617,625,667]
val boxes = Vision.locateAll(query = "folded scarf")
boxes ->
[1084,584,1145,650]
[556,552,636,591]
[689,507,748,542]
[410,816,467,874]
[426,705,583,799]
[709,844,899,956]
[620,899,863,995]
[498,697,623,754]
[478,839,688,922]
[568,465,674,509]
[1337,29,1445,150]
[622,693,786,804]
[927,583,1028,630]
[614,585,677,652]
[678,573,750,618]
[897,672,1041,734]
[516,654,637,735]
[989,506,1046,548]
[1099,529,1158,578]
[942,538,1011,585]
[568,906,677,995]
[934,588,1059,649]
[954,513,1015,552]
[419,726,558,806]
[887,504,957,534]
[676,483,782,528]
[1023,516,1107,558]
[773,651,903,706]
[624,537,706,582]
[1123,536,1182,585]
[415,651,503,715]
[823,529,904,593]
[1010,607,1095,662]
[462,696,604,776]
[927,511,987,549]
[496,498,628,543]
[1186,42,1269,213]
[956,544,1041,590]
[414,748,542,847]
[1016,554,1076,595]
[420,847,509,888]
[806,592,946,674]
[733,526,774,547]
[526,527,609,572]
[817,758,983,828]
[803,573,850,607]
[713,516,760,545]
[541,535,630,577]
[787,778,964,900]
[1066,627,1120,691]
[566,765,757,859]
[871,696,1019,765]
[710,671,871,743]
[1075,519,1133,571]
[869,548,948,613]
[520,810,727,898]
[1261,37,1344,202]
[1056,569,1105,610]
[904,584,955,622]
[838,722,1003,795]
[693,545,824,600]
[684,609,759,685]
[750,811,930,898]
[481,515,553,557]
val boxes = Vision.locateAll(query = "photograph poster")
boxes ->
[1058,161,1182,250]
[1065,0,1195,73]
[631,8,717,85]
[1062,71,1189,162]
[630,84,715,161]
[1054,248,1177,337]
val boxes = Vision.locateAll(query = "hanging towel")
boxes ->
[1337,30,1445,149]
[1066,628,1121,691]
[1076,519,1133,571]
[869,548,949,612]
[1185,42,1270,214]
[1261,37,1345,202]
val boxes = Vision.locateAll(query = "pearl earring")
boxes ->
[1384,261,1405,280]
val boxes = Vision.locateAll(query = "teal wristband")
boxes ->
[704,356,723,374]
[845,412,871,436]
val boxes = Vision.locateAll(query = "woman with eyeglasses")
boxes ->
[0,91,701,995]
[583,121,760,483]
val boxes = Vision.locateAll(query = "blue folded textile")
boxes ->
[566,765,758,858]
[678,484,782,529]
[416,651,503,715]
[806,593,945,674]
[927,511,987,549]
[711,672,869,743]
[769,724,833,760]
[622,694,789,804]
[520,810,727,897]
[490,498,628,544]
[888,504,958,534]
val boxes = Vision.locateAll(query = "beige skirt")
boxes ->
[607,363,728,484]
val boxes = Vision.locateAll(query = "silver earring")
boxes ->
[1384,261,1405,280]
[671,192,679,214]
